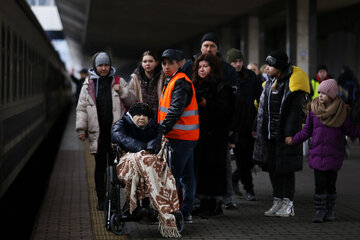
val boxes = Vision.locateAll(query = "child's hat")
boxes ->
[317,79,338,99]
[128,102,154,119]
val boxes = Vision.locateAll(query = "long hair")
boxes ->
[192,53,222,85]
[141,50,158,62]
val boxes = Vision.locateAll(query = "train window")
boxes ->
[13,31,18,100]
[19,37,23,99]
[24,42,28,97]
[29,48,33,96]
[6,25,11,103]
[1,22,4,104]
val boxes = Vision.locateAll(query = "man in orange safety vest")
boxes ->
[158,49,199,223]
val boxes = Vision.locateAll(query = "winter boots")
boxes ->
[312,193,336,223]
[312,194,327,223]
[324,193,336,221]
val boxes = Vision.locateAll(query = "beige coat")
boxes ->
[76,77,136,153]
[129,71,165,103]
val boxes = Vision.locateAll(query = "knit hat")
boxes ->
[317,79,338,99]
[128,102,154,119]
[265,50,289,71]
[93,52,111,67]
[226,48,243,63]
[201,32,219,47]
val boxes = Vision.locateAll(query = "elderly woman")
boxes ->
[112,102,181,238]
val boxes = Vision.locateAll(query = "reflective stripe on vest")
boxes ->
[158,72,199,141]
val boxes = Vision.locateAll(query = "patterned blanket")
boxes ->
[116,141,181,238]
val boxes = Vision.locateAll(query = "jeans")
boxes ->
[168,138,198,216]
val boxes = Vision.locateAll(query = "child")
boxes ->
[286,79,360,223]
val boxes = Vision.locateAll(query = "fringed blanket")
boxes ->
[116,142,181,238]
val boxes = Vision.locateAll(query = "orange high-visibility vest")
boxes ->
[158,72,199,141]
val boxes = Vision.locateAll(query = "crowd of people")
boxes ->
[73,31,360,231]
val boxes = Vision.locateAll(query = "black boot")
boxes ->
[324,193,336,221]
[312,194,327,223]
[192,199,210,216]
[199,199,223,218]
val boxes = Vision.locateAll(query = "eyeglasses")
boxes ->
[265,56,277,66]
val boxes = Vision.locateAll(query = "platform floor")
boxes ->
[31,108,360,239]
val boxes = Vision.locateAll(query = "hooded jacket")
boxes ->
[253,65,310,172]
[75,67,136,153]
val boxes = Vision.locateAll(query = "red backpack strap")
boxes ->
[115,76,120,85]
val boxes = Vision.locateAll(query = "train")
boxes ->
[0,0,72,198]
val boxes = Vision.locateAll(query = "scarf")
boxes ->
[311,96,347,128]
[116,140,181,238]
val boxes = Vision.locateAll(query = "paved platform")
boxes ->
[31,109,360,239]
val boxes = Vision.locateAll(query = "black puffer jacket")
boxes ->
[253,65,310,173]
[111,113,162,153]
[160,70,193,135]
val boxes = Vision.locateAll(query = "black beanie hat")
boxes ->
[201,32,219,47]
[128,102,154,119]
[265,50,289,71]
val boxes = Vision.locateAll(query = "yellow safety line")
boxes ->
[84,140,130,240]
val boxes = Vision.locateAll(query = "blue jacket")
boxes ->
[111,113,162,153]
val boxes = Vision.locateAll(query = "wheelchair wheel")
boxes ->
[172,211,184,233]
[104,165,114,231]
[110,213,125,235]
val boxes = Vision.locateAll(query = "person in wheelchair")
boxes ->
[112,102,182,238]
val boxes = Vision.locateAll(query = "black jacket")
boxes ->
[160,70,193,135]
[111,113,162,154]
[231,67,263,137]
[254,65,309,172]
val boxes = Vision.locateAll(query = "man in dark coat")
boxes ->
[182,32,239,93]
[253,50,310,217]
[226,48,263,203]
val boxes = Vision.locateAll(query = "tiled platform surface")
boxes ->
[31,109,360,239]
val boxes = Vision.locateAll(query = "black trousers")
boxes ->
[94,137,114,202]
[232,136,255,192]
[314,169,337,194]
[267,139,295,200]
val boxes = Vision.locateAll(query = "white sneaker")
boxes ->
[275,198,295,217]
[264,197,283,216]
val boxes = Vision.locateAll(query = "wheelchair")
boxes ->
[104,144,184,235]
